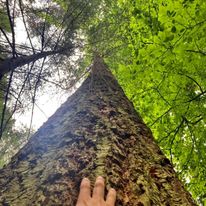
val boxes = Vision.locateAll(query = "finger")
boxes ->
[92,176,105,199]
[106,188,116,206]
[77,178,91,203]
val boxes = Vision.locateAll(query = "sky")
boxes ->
[12,8,72,131]
[1,0,85,132]
[13,86,71,130]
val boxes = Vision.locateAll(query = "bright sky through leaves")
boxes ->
[11,11,69,130]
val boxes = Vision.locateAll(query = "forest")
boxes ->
[0,0,205,205]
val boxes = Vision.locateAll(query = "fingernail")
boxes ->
[110,188,116,192]
[97,176,104,180]
[83,177,89,182]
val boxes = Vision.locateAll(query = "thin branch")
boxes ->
[0,47,24,56]
[0,85,22,105]
[188,19,206,29]
[34,102,48,119]
[186,90,206,103]
[178,73,204,93]
[169,118,185,163]
[178,121,195,174]
[40,2,50,51]
[18,0,36,53]
[27,57,46,139]
[185,49,206,56]
[184,115,203,125]
[0,70,14,138]
[1,62,36,136]
[153,87,171,106]
[0,39,41,53]
[0,27,13,50]
[190,117,203,125]
[5,0,16,57]
[150,107,172,127]
[14,70,68,90]
[158,118,184,144]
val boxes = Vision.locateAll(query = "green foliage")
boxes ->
[0,126,29,169]
[0,8,10,32]
[53,0,68,10]
[85,0,206,204]
[0,80,29,168]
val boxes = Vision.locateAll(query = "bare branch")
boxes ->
[0,26,13,50]
[5,0,16,57]
[1,62,36,138]
[0,70,14,138]
[18,0,36,53]
[27,57,46,139]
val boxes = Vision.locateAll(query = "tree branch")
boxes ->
[178,73,204,93]
[0,27,13,50]
[0,62,36,138]
[185,49,206,56]
[27,57,46,139]
[5,0,16,57]
[0,48,69,79]
[0,70,14,138]
[18,0,36,53]
[186,90,206,103]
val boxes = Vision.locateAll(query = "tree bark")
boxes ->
[0,56,196,205]
[0,49,68,79]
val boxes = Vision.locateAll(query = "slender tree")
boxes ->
[0,56,196,205]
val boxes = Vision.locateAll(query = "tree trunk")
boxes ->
[0,48,68,79]
[0,56,196,206]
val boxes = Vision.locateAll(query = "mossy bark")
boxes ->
[0,56,196,205]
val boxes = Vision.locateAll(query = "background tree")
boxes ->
[0,0,101,139]
[0,1,32,167]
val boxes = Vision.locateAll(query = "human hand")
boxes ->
[76,176,116,206]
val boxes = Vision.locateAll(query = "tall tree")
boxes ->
[0,56,196,205]
[0,0,205,204]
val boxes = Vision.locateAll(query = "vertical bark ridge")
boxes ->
[0,56,196,205]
